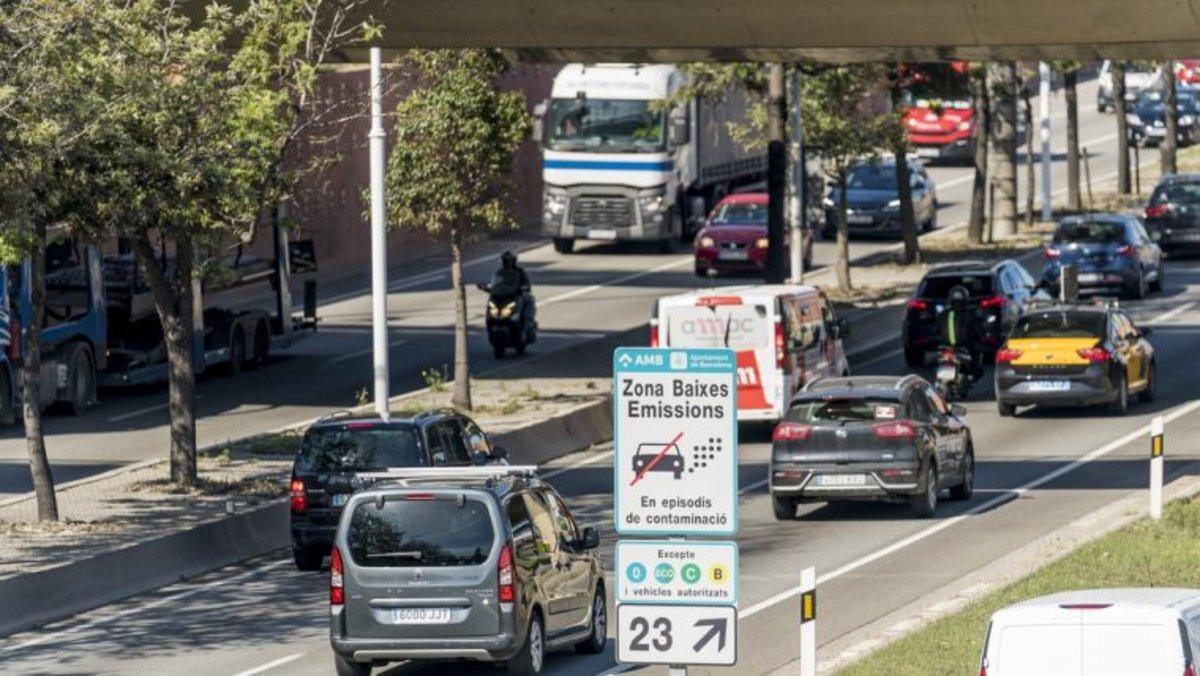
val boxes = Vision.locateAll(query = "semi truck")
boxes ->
[0,225,318,423]
[534,63,765,253]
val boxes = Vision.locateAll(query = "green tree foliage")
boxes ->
[383,49,530,411]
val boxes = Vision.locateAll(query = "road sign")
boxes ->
[613,347,738,536]
[616,604,737,666]
[616,540,738,606]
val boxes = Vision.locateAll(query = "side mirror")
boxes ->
[580,526,601,550]
[472,450,490,466]
[490,445,510,462]
[950,404,968,417]
[475,282,490,292]
[532,101,547,145]
[837,317,851,338]
[669,109,690,147]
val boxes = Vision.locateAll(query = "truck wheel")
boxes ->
[65,344,96,415]
[228,326,246,375]
[0,369,14,426]
[251,321,270,369]
[552,238,574,254]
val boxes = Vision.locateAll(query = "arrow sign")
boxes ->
[693,617,727,652]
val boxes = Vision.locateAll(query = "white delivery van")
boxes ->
[650,284,850,421]
[981,588,1200,676]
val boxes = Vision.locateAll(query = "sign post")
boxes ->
[1151,415,1164,520]
[613,347,739,672]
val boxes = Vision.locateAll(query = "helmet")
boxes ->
[948,285,970,308]
[500,250,517,268]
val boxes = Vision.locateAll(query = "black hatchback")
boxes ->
[769,375,974,519]
[1143,174,1200,254]
[289,409,504,570]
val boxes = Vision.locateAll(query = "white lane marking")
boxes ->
[539,257,693,307]
[107,396,204,423]
[0,559,292,656]
[736,397,1200,622]
[1147,301,1198,325]
[541,449,614,480]
[233,652,306,676]
[327,338,409,365]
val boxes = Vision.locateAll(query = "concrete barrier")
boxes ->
[0,396,613,638]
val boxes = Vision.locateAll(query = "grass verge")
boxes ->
[837,496,1200,676]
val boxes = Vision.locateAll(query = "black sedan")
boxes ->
[1143,173,1200,254]
[769,375,974,520]
[1041,214,1163,299]
[822,159,938,239]
[1126,88,1200,147]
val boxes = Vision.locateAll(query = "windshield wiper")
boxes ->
[368,550,424,560]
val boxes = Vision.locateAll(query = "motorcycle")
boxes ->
[935,346,976,402]
[476,273,537,359]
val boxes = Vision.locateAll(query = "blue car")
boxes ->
[822,158,938,239]
[1042,214,1164,300]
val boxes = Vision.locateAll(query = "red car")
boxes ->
[693,193,813,277]
[1177,60,1200,85]
[904,99,975,164]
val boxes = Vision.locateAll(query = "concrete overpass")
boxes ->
[362,0,1200,62]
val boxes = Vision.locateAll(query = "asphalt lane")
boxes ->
[5,253,1199,676]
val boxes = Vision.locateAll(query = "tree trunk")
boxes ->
[1162,61,1179,175]
[1065,68,1082,212]
[1113,62,1132,194]
[968,68,991,244]
[1023,87,1036,229]
[989,62,1019,239]
[132,234,197,487]
[23,221,58,521]
[765,63,787,284]
[835,173,852,292]
[891,84,920,264]
[449,226,472,411]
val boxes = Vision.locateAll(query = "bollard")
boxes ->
[1151,416,1164,520]
[800,566,816,675]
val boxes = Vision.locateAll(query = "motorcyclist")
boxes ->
[488,249,533,326]
[497,250,530,293]
[938,285,983,379]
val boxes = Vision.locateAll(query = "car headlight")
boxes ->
[543,191,568,221]
[956,121,972,132]
[698,236,716,248]
[886,198,901,210]
[823,197,835,208]
[755,237,769,248]
[1181,115,1196,126]
[1126,113,1143,126]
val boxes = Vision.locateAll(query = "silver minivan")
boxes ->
[329,467,605,675]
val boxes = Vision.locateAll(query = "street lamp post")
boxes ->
[369,47,390,421]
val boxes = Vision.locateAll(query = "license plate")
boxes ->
[587,229,617,241]
[718,250,750,261]
[848,214,874,225]
[936,364,958,381]
[916,147,940,158]
[331,494,348,507]
[1029,380,1070,392]
[1174,231,1200,241]
[391,607,453,624]
[1077,273,1102,284]
[815,474,867,487]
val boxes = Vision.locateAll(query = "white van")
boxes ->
[981,588,1200,676]
[650,284,850,421]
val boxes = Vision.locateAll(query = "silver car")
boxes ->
[329,467,605,675]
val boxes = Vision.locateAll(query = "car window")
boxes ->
[346,496,494,568]
[918,273,994,299]
[1115,313,1137,340]
[1055,220,1127,243]
[998,268,1018,294]
[505,493,538,558]
[522,491,560,554]
[1151,181,1200,205]
[787,397,902,423]
[542,490,581,544]
[1011,311,1106,339]
[1014,265,1036,288]
[428,421,471,466]
[1134,219,1153,243]
[925,386,949,416]
[710,202,767,226]
[297,425,424,473]
[461,417,491,456]
[906,389,934,422]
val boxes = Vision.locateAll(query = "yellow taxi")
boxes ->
[994,303,1155,416]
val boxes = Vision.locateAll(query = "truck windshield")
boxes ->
[546,98,666,153]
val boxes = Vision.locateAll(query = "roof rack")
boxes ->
[354,466,539,488]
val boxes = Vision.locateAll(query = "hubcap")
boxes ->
[594,595,607,640]
[530,620,543,672]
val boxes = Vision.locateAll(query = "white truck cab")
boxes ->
[981,588,1200,676]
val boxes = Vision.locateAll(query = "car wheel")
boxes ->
[949,448,974,501]
[552,238,575,254]
[292,546,324,571]
[1150,265,1164,292]
[910,464,938,518]
[576,586,607,654]
[509,612,544,675]
[251,321,270,369]
[228,326,246,375]
[1110,374,1129,415]
[1127,268,1147,300]
[771,494,797,521]
[334,653,371,676]
[1139,361,1157,403]
[904,347,924,368]
[998,401,1017,417]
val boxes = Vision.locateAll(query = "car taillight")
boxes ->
[1184,662,1197,676]
[498,543,515,604]
[650,324,659,348]
[775,321,786,368]
[907,298,929,312]
[995,348,1022,363]
[872,421,917,438]
[772,421,813,442]
[1144,204,1170,219]
[1077,346,1111,362]
[330,546,344,605]
[979,295,1006,309]
[289,478,307,513]
[1044,247,1061,259]
[1115,244,1135,257]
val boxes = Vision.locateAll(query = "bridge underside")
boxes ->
[363,0,1200,62]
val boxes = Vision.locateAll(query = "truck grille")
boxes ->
[571,196,634,228]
